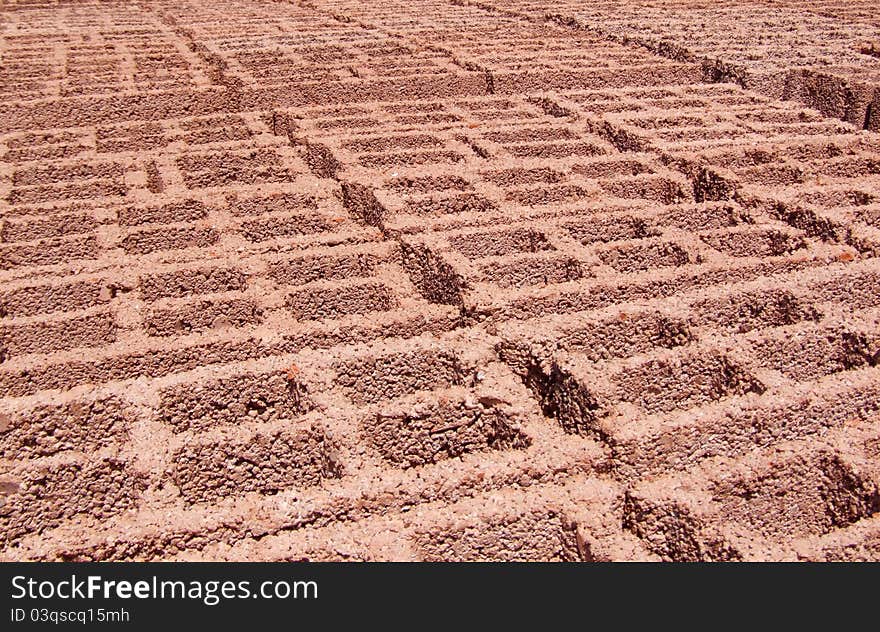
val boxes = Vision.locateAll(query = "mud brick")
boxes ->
[170,427,341,504]
[269,253,378,286]
[116,199,210,226]
[1,458,145,544]
[4,0,880,562]
[139,267,248,301]
[688,287,821,334]
[565,214,658,245]
[158,370,313,433]
[809,269,880,309]
[746,326,880,381]
[227,192,317,217]
[406,193,497,215]
[613,349,765,414]
[598,240,692,273]
[144,297,262,336]
[610,370,880,480]
[505,185,591,206]
[334,346,468,405]
[399,241,467,305]
[386,174,473,194]
[358,150,465,168]
[365,394,530,468]
[8,181,127,205]
[498,310,694,371]
[240,214,331,242]
[0,311,116,359]
[482,167,565,187]
[700,228,807,258]
[0,396,133,459]
[0,280,105,318]
[480,254,586,288]
[12,161,125,187]
[624,444,880,561]
[343,134,443,153]
[286,281,396,321]
[120,225,218,255]
[0,234,99,269]
[449,227,555,259]
[1,213,97,242]
[414,510,583,562]
[408,480,627,561]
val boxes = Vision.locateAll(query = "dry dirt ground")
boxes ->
[1,0,880,561]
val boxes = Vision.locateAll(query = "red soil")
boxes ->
[1,0,879,561]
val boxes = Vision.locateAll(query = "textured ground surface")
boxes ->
[1,0,880,561]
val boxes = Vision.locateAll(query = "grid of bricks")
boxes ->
[1,0,879,561]
[458,0,880,131]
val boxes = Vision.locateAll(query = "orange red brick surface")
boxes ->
[1,0,879,561]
